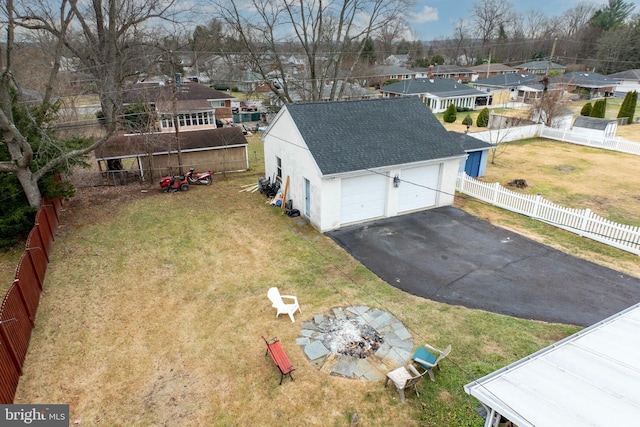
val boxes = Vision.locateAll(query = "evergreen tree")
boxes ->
[629,91,638,122]
[361,37,377,65]
[462,115,473,127]
[443,104,457,123]
[590,99,607,118]
[580,102,593,116]
[476,108,490,127]
[618,91,638,123]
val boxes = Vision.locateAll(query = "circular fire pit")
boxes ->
[296,306,414,381]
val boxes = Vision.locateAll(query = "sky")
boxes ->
[407,0,621,40]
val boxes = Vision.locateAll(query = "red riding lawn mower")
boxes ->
[159,174,189,192]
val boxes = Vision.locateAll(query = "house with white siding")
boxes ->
[261,97,467,232]
[379,78,490,113]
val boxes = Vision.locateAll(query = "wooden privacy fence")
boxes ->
[0,198,61,404]
[456,173,640,256]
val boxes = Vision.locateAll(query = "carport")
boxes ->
[464,302,640,427]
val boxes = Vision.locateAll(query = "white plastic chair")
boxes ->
[385,363,429,403]
[267,287,301,322]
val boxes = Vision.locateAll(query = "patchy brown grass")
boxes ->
[8,126,639,425]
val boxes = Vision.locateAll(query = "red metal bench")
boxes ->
[262,336,295,385]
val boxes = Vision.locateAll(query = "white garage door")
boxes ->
[340,174,388,225]
[397,165,439,212]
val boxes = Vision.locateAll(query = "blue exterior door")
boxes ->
[465,151,482,177]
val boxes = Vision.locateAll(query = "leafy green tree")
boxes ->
[462,115,473,127]
[580,102,593,116]
[476,108,490,127]
[443,104,457,123]
[590,98,607,118]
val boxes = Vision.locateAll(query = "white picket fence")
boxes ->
[539,127,640,156]
[456,173,640,256]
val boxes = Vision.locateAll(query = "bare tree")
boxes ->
[211,0,411,103]
[472,0,516,58]
[14,0,179,128]
[531,86,569,127]
[561,2,598,38]
[375,20,408,62]
[0,0,178,207]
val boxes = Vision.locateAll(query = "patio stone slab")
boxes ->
[332,355,358,378]
[298,306,414,381]
[304,340,330,361]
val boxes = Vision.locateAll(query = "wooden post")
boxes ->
[281,176,290,210]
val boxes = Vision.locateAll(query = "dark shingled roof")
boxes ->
[572,116,616,131]
[607,69,640,80]
[474,73,541,88]
[283,97,465,175]
[123,81,232,104]
[95,128,248,159]
[557,71,615,88]
[382,78,486,97]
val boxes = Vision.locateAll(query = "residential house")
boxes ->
[607,69,640,97]
[514,60,566,75]
[427,65,474,83]
[555,70,617,99]
[449,132,493,178]
[213,69,266,93]
[95,127,249,180]
[469,63,518,81]
[385,54,410,67]
[269,80,379,106]
[261,97,467,232]
[471,73,545,105]
[282,55,307,76]
[371,65,417,87]
[123,80,235,133]
[379,78,490,113]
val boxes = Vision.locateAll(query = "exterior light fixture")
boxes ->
[393,175,400,187]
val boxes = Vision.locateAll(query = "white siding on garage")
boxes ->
[397,165,439,212]
[340,174,388,225]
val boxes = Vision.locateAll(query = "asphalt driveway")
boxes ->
[328,206,640,327]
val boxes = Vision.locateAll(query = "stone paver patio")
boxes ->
[296,306,414,381]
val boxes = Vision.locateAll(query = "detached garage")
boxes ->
[262,97,466,232]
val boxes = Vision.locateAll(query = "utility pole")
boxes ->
[486,51,492,79]
[545,38,557,77]
[170,54,184,175]
[541,38,557,102]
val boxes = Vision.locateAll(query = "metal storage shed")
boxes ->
[464,302,640,427]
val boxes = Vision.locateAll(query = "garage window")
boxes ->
[276,156,282,181]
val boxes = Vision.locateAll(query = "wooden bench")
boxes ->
[262,336,295,385]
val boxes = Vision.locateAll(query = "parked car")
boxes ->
[240,101,258,112]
